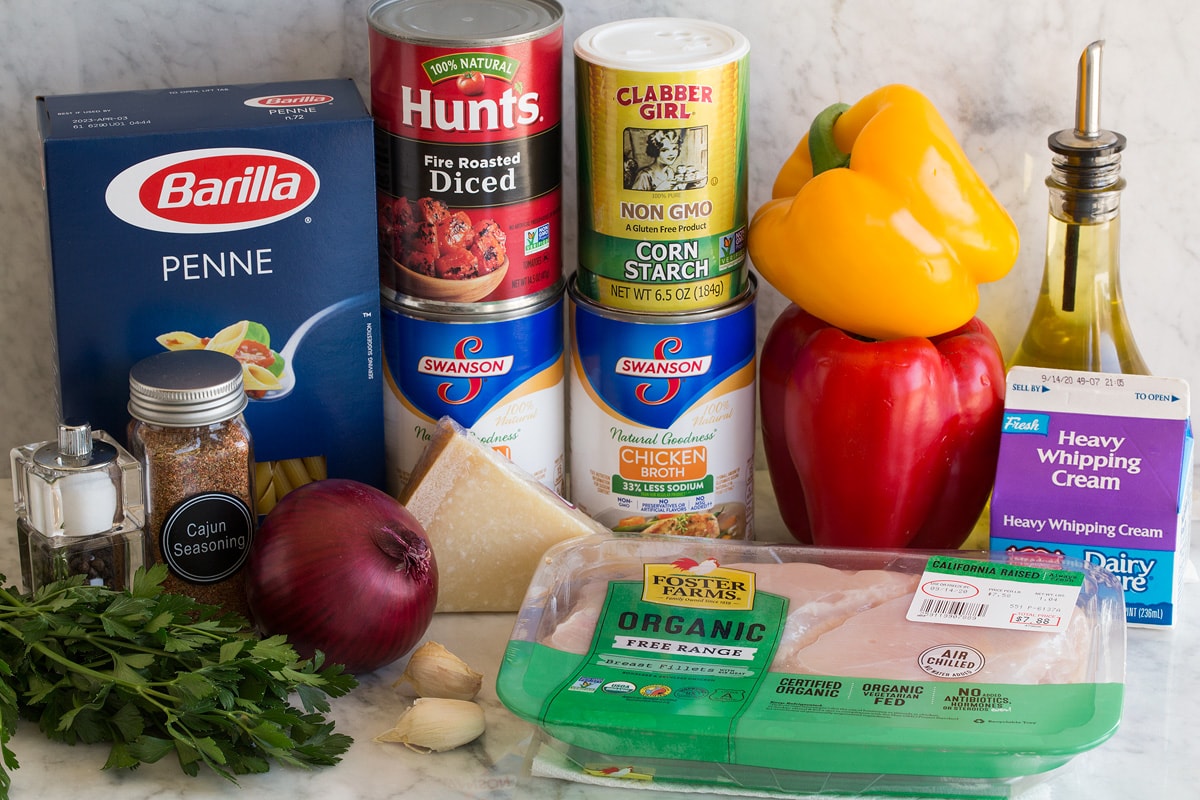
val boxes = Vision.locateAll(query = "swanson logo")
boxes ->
[243,94,335,108]
[105,148,320,233]
[417,336,513,405]
[616,337,711,406]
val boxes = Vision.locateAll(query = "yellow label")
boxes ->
[592,271,741,311]
[642,559,756,610]
[581,63,742,239]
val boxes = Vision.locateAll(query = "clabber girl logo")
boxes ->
[616,336,712,405]
[417,335,514,404]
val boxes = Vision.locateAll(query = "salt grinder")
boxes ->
[10,420,146,591]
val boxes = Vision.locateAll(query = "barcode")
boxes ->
[919,599,988,619]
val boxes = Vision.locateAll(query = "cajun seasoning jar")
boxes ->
[127,349,256,620]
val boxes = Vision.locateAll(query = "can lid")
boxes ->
[128,350,248,427]
[574,18,749,70]
[370,0,562,45]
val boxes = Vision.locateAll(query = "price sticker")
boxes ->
[906,556,1083,633]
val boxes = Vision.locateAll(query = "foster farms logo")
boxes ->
[417,336,514,405]
[616,337,712,406]
[105,148,320,233]
[642,558,756,611]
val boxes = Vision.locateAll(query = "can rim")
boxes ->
[368,0,563,46]
[567,271,757,323]
[383,279,564,322]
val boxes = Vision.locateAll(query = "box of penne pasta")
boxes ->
[38,79,384,511]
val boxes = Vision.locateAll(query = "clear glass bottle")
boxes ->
[1009,40,1149,375]
[127,349,256,620]
[10,419,146,591]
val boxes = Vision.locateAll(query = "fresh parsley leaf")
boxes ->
[0,568,357,793]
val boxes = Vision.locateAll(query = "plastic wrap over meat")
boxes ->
[498,534,1126,789]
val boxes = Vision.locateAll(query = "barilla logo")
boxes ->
[616,337,711,406]
[105,148,319,233]
[417,336,514,405]
[243,94,334,108]
[1002,412,1050,435]
[642,558,756,611]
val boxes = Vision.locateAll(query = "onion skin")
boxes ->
[245,479,438,674]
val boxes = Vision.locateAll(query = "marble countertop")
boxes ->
[1,477,1196,800]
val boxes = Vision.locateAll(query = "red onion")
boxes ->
[245,478,437,674]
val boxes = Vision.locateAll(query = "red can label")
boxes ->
[370,25,562,307]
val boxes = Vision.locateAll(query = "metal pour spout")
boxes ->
[1074,40,1105,140]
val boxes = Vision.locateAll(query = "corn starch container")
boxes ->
[567,274,756,539]
[574,18,750,312]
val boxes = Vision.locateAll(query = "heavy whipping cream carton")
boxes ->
[990,366,1193,627]
[38,80,384,506]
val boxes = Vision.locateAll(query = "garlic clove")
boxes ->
[375,697,486,753]
[393,641,483,700]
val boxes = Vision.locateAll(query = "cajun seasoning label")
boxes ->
[574,18,749,312]
[369,0,563,308]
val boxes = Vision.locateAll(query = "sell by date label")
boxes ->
[906,555,1084,634]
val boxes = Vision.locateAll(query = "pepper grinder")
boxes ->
[1009,39,1149,374]
[10,420,147,591]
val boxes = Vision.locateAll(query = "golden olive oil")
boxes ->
[1008,209,1149,374]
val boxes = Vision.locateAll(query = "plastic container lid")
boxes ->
[574,18,749,70]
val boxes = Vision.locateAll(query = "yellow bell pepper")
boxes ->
[749,84,1019,340]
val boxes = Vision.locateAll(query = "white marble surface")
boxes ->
[0,474,1196,800]
[4,0,1200,474]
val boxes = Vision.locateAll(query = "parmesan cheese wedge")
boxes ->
[399,417,608,612]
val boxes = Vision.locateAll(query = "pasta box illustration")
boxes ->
[38,79,384,509]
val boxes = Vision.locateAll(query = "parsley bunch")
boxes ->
[0,565,357,795]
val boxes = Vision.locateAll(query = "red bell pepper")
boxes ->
[760,304,1005,549]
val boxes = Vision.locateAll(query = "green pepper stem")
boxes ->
[808,102,852,176]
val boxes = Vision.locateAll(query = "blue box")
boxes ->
[38,79,384,506]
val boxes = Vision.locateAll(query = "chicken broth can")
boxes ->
[574,18,750,312]
[381,288,565,496]
[369,0,563,309]
[568,274,756,539]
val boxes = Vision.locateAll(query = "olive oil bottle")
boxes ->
[966,41,1148,550]
[1009,39,1149,375]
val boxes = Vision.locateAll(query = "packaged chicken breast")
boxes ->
[497,534,1126,797]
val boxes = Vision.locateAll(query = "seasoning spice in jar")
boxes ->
[127,349,256,620]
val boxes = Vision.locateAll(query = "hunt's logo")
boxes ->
[642,558,755,611]
[243,94,335,108]
[417,335,514,405]
[105,148,319,233]
[399,53,537,133]
[616,337,711,406]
